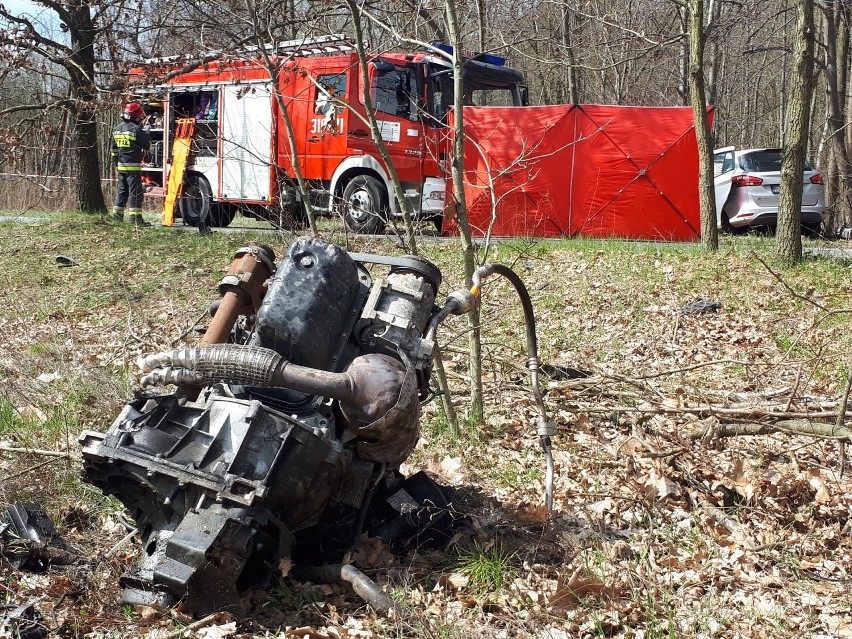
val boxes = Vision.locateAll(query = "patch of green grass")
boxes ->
[257,581,325,614]
[26,342,52,356]
[0,395,74,443]
[455,540,515,593]
[40,403,79,435]
[772,330,821,362]
[56,476,124,516]
[490,460,541,489]
[423,621,466,639]
[120,604,139,621]
[635,568,678,634]
[0,394,23,437]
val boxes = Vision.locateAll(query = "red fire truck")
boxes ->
[130,35,528,232]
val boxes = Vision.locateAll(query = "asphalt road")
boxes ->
[3,215,852,258]
[0,216,45,224]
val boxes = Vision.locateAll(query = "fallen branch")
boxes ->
[751,252,829,312]
[564,401,844,421]
[0,445,79,459]
[834,361,852,478]
[157,612,234,639]
[689,419,852,442]
[1,456,60,481]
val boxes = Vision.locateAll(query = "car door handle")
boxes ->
[308,137,320,143]
[348,129,369,136]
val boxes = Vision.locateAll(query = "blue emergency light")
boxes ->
[429,42,506,67]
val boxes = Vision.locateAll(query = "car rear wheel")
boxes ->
[802,222,821,239]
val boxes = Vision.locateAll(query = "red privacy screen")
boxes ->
[444,104,710,241]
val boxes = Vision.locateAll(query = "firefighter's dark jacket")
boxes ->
[111,120,150,172]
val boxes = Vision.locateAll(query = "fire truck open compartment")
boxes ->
[140,89,220,185]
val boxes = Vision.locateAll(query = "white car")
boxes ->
[713,147,825,237]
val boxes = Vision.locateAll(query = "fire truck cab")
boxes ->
[131,35,527,232]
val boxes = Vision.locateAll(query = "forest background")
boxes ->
[1,0,851,233]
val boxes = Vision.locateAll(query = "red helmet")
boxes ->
[123,102,144,121]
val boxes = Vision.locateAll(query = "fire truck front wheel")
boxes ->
[342,175,387,235]
[179,173,213,228]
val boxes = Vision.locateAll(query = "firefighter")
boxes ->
[111,102,151,227]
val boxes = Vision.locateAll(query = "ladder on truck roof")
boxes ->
[162,118,196,227]
[248,34,355,57]
[143,34,354,65]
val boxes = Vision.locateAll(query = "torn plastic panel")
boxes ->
[0,503,78,572]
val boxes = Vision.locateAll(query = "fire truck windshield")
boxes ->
[425,60,526,126]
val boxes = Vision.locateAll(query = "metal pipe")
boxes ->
[178,243,275,399]
[202,243,276,344]
[140,346,415,428]
[292,563,397,615]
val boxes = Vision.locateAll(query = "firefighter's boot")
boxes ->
[129,214,151,228]
[112,209,124,222]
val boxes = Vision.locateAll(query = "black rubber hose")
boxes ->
[293,564,397,615]
[474,263,555,510]
[482,264,538,359]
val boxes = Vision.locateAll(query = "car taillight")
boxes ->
[731,174,763,187]
[810,174,824,185]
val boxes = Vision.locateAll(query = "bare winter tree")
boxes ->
[817,0,852,230]
[443,0,486,425]
[0,0,124,213]
[668,0,717,251]
[777,0,817,263]
[240,0,321,235]
[345,0,420,253]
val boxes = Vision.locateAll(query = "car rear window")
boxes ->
[740,150,813,172]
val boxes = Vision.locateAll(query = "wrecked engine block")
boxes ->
[79,237,464,615]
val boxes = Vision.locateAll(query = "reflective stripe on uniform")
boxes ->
[117,163,143,171]
[113,132,137,148]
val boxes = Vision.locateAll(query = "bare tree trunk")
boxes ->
[686,0,718,251]
[475,0,486,53]
[403,0,446,41]
[73,104,105,213]
[245,0,318,235]
[780,0,790,145]
[444,0,484,426]
[562,4,580,104]
[347,0,419,253]
[66,0,107,214]
[706,0,721,106]
[819,0,852,229]
[677,7,689,106]
[432,345,459,437]
[777,0,816,263]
